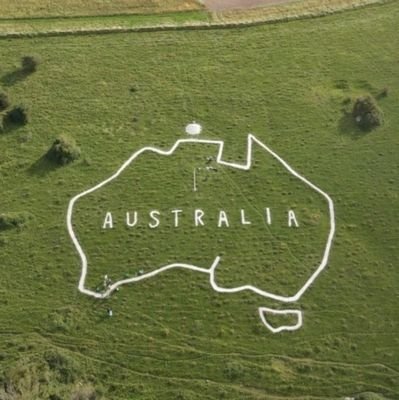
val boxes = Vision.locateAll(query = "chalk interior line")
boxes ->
[67,134,335,333]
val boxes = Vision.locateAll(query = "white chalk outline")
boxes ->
[258,307,303,334]
[67,134,335,333]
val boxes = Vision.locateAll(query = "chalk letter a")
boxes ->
[288,210,299,228]
[103,212,114,229]
[218,210,230,228]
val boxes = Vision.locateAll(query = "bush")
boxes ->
[0,92,10,111]
[5,105,29,126]
[0,212,32,231]
[223,361,244,381]
[21,55,39,73]
[352,95,383,131]
[46,135,81,165]
[44,349,79,384]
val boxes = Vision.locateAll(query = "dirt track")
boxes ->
[201,0,294,12]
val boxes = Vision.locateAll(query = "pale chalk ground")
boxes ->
[201,0,295,11]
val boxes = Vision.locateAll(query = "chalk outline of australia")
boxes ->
[67,134,335,333]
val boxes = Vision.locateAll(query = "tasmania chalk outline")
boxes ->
[67,134,335,333]
[258,307,303,334]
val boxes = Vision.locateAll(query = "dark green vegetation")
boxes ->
[352,95,384,131]
[47,135,81,166]
[4,105,29,126]
[0,92,9,111]
[0,2,398,398]
[21,55,39,74]
[0,212,33,231]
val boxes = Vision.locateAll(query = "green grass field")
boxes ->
[0,0,202,19]
[0,1,398,399]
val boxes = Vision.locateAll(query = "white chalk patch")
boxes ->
[265,207,272,225]
[185,122,202,135]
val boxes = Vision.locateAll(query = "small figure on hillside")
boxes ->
[103,274,112,289]
[107,308,113,317]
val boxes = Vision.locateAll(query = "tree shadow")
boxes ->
[338,111,370,140]
[0,118,23,134]
[1,69,29,87]
[28,154,61,176]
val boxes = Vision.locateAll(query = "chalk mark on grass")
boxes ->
[67,134,335,333]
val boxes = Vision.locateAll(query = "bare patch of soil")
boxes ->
[201,0,294,12]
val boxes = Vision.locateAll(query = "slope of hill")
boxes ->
[0,1,398,398]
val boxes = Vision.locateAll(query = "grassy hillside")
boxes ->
[0,0,202,19]
[0,1,398,399]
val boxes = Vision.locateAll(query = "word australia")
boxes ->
[102,208,300,229]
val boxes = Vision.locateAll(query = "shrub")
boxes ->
[5,105,29,126]
[223,361,244,381]
[21,55,39,73]
[0,212,32,231]
[0,92,10,111]
[44,350,79,384]
[46,135,81,165]
[352,95,383,131]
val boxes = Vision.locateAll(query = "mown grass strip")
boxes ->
[0,0,203,19]
[0,0,392,38]
[0,10,211,38]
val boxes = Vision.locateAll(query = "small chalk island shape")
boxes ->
[67,123,335,334]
